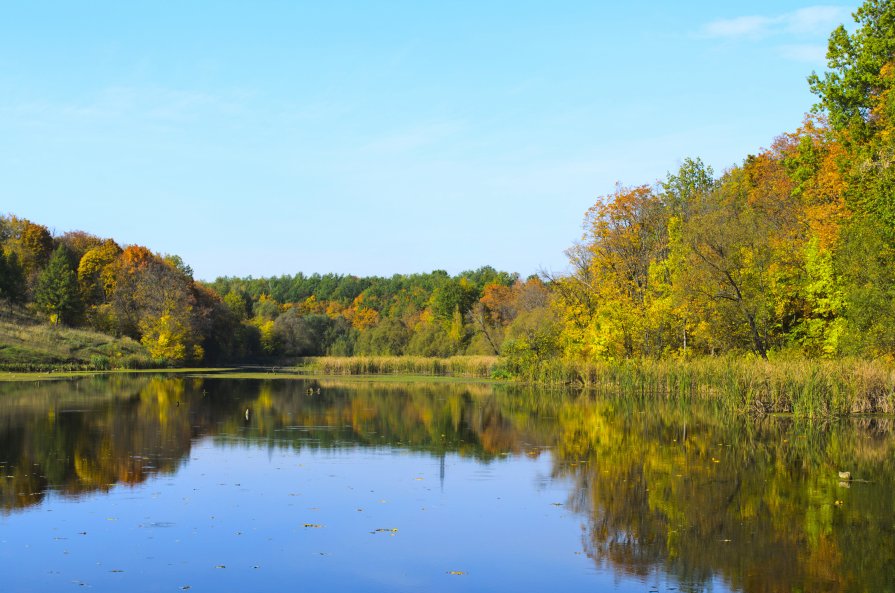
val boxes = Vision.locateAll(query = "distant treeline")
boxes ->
[0,217,552,365]
[208,268,551,359]
[2,1,895,372]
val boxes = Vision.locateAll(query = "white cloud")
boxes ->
[701,5,849,40]
[703,15,780,39]
[787,6,849,35]
[778,43,828,63]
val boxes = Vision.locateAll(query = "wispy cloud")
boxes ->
[703,15,778,39]
[787,6,849,35]
[701,5,849,40]
[778,43,828,63]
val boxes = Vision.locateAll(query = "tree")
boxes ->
[564,184,669,358]
[809,1,895,231]
[78,240,122,307]
[34,246,82,325]
[0,250,26,307]
[808,0,895,141]
[680,152,801,358]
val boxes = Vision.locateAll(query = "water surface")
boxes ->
[0,375,893,592]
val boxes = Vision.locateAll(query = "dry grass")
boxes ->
[521,356,895,417]
[300,356,500,379]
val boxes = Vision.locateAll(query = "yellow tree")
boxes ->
[578,185,668,358]
[680,151,801,358]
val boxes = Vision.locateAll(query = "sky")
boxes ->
[0,1,859,281]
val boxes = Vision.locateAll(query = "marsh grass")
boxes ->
[299,355,499,379]
[514,356,895,417]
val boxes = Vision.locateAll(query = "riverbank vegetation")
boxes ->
[2,2,895,414]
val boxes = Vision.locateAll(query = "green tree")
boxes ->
[808,0,895,142]
[35,246,82,325]
[0,250,26,307]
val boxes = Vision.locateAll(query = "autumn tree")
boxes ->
[680,152,801,358]
[562,185,669,358]
[78,240,122,308]
[808,0,895,356]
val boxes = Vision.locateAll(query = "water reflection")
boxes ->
[0,375,893,592]
[0,376,554,513]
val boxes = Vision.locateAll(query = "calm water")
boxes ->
[0,375,893,592]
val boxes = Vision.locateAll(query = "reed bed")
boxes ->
[300,355,499,379]
[515,356,895,417]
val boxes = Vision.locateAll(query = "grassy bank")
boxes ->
[297,355,500,379]
[509,356,895,417]
[0,314,158,372]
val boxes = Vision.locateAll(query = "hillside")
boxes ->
[0,308,152,371]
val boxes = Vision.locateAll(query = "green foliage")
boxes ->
[0,250,26,305]
[34,246,82,325]
[808,0,895,141]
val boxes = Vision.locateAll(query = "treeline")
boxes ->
[208,269,553,358]
[547,2,895,364]
[0,217,553,365]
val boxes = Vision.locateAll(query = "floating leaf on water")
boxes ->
[371,528,398,535]
[215,565,226,569]
[448,571,466,576]
[303,523,323,528]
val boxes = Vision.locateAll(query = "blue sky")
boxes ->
[0,1,858,281]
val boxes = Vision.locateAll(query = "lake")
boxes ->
[0,374,893,592]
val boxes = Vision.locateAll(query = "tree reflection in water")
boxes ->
[1,375,893,592]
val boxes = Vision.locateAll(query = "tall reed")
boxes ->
[301,355,499,379]
[517,356,895,417]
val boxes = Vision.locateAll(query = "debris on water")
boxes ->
[838,471,851,480]
[551,502,563,506]
[371,528,398,535]
[180,586,191,590]
[448,570,466,576]
[303,523,323,528]
[215,564,226,569]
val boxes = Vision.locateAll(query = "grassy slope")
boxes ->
[0,308,151,371]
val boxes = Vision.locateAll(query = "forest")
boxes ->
[2,2,895,373]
